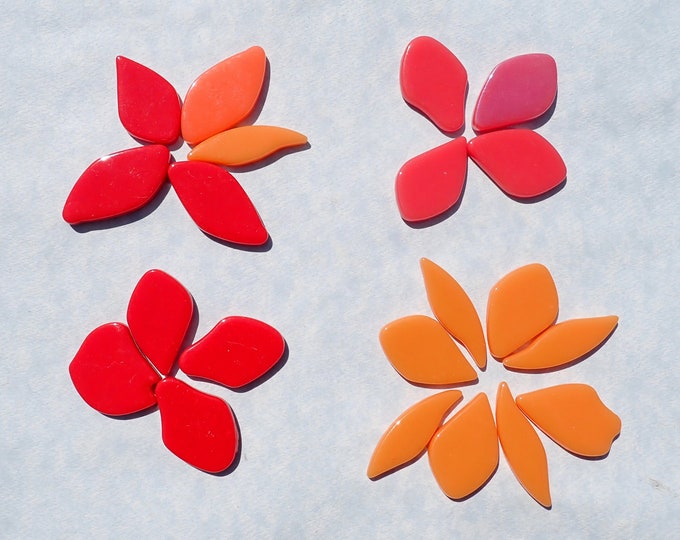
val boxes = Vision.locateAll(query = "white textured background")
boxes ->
[1,1,678,538]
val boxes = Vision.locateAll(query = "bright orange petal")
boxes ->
[428,392,498,499]
[516,384,621,457]
[420,258,487,369]
[379,315,478,385]
[487,263,558,358]
[496,382,551,507]
[367,390,463,479]
[503,316,619,371]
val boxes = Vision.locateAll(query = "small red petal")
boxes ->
[179,316,285,388]
[155,378,239,473]
[62,145,170,224]
[467,130,566,199]
[168,161,268,245]
[69,323,160,416]
[116,56,181,145]
[127,269,194,376]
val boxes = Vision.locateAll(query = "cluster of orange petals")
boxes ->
[368,259,621,507]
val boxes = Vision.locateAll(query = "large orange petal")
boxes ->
[503,316,619,371]
[516,384,621,457]
[428,393,498,499]
[420,258,487,369]
[379,315,477,385]
[496,382,551,507]
[367,390,462,479]
[487,263,558,358]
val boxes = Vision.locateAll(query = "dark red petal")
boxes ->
[400,36,467,133]
[62,145,170,224]
[179,316,285,388]
[116,56,181,145]
[127,269,194,376]
[155,378,239,473]
[167,161,268,245]
[68,323,160,416]
[395,137,467,222]
[472,54,557,132]
[467,130,566,198]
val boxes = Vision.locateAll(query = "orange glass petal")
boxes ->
[496,382,551,507]
[379,315,478,385]
[420,258,487,369]
[516,384,621,457]
[487,263,558,358]
[188,125,307,166]
[428,393,498,499]
[367,390,463,479]
[503,316,619,371]
[181,46,266,145]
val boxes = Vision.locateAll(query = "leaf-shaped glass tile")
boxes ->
[367,390,462,479]
[379,315,477,385]
[62,145,170,225]
[168,161,268,246]
[69,323,160,416]
[116,56,181,145]
[516,384,621,457]
[467,130,566,199]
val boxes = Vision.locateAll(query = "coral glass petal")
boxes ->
[395,137,468,222]
[168,161,268,246]
[516,384,621,457]
[379,315,477,386]
[62,145,170,225]
[420,258,486,369]
[126,269,194,376]
[181,46,267,145]
[116,56,181,145]
[68,323,160,416]
[179,316,285,388]
[367,390,463,479]
[428,393,498,500]
[467,130,566,199]
[472,53,557,132]
[486,263,559,358]
[503,316,619,371]
[188,126,307,167]
[496,382,551,507]
[155,378,239,473]
[400,36,467,132]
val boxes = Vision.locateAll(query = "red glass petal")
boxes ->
[62,145,170,225]
[167,161,268,246]
[179,316,285,388]
[68,322,160,416]
[116,56,181,145]
[126,269,194,376]
[155,378,239,473]
[467,130,566,199]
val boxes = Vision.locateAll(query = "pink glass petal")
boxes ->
[179,316,285,388]
[400,36,467,132]
[116,56,181,145]
[69,322,160,416]
[155,378,239,473]
[127,269,194,376]
[167,161,268,246]
[62,145,170,225]
[467,130,566,199]
[395,137,468,222]
[472,54,557,132]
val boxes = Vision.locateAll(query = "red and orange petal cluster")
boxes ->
[368,259,620,507]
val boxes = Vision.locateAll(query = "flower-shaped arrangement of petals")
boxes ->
[369,259,620,507]
[63,47,307,246]
[68,269,285,473]
[396,36,566,223]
